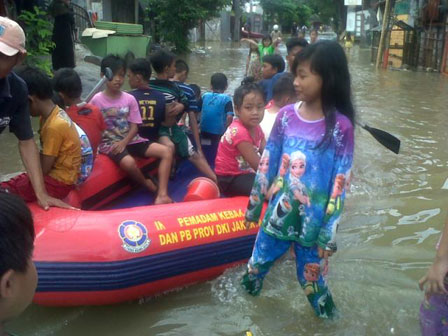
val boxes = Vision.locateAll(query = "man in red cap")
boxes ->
[0,16,73,210]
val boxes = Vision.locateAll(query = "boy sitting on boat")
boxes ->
[0,16,72,210]
[149,50,217,183]
[127,58,174,205]
[1,67,81,201]
[52,68,106,161]
[200,73,234,164]
[90,55,173,205]
[172,59,203,158]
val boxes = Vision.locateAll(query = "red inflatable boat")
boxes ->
[32,155,263,306]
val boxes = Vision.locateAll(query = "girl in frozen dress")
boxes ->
[241,41,355,319]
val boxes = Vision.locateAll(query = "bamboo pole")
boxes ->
[376,0,391,68]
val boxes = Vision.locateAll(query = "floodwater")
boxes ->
[3,42,448,335]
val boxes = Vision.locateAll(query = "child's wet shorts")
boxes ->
[108,141,152,164]
[159,124,195,159]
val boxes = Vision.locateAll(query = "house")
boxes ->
[371,0,448,72]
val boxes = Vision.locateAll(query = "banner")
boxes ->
[345,0,362,5]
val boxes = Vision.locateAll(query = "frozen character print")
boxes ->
[303,263,320,296]
[267,154,295,234]
[267,192,294,234]
[246,189,261,219]
[257,151,270,196]
[269,153,289,196]
[246,151,268,218]
[317,291,336,319]
[289,150,310,207]
[326,174,346,216]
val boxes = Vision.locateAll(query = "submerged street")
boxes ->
[4,42,448,335]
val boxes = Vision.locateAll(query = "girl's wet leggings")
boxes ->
[241,229,336,318]
[420,293,448,335]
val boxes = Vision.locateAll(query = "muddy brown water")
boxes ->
[3,42,448,335]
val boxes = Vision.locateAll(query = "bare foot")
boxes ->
[154,194,173,205]
[145,178,157,193]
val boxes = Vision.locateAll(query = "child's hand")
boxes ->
[419,256,448,299]
[110,141,126,155]
[318,246,335,260]
[173,102,184,115]
[165,102,178,118]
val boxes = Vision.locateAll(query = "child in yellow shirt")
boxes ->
[1,67,81,201]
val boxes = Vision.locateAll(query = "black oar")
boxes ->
[357,122,401,154]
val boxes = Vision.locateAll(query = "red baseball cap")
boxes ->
[0,16,26,56]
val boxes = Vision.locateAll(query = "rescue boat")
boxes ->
[32,154,263,306]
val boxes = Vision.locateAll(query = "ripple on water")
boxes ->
[208,254,422,335]
[397,208,441,225]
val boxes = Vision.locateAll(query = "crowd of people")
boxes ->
[0,14,447,335]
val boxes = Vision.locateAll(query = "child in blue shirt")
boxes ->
[258,54,285,103]
[200,73,233,164]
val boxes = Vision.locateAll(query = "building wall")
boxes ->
[388,14,409,68]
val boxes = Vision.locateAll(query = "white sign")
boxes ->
[345,0,362,5]
[346,11,356,32]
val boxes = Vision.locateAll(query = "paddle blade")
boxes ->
[363,125,401,154]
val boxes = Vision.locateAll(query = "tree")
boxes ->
[304,0,346,33]
[259,0,313,32]
[258,0,346,33]
[233,0,242,41]
[259,0,296,28]
[145,0,230,53]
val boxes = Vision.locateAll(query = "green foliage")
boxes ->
[297,4,313,27]
[259,0,345,32]
[145,0,231,53]
[304,0,345,31]
[259,0,313,31]
[18,6,55,75]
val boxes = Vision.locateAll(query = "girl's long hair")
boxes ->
[292,41,355,147]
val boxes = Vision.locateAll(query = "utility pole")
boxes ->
[233,0,241,41]
[376,0,391,68]
[250,0,253,31]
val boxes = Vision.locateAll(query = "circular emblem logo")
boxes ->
[118,220,150,253]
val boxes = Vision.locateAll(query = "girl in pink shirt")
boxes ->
[214,79,266,196]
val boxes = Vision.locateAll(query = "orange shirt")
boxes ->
[40,106,81,185]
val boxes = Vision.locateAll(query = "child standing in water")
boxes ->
[419,213,448,335]
[245,43,262,81]
[241,35,281,58]
[242,41,355,319]
[214,79,266,197]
